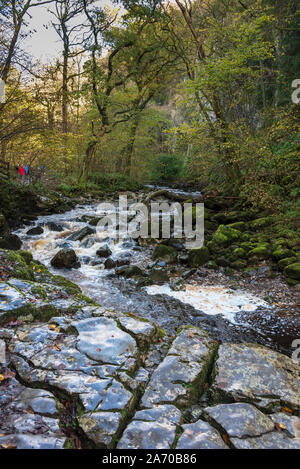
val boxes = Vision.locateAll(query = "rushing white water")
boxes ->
[146,284,269,323]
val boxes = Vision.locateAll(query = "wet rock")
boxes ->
[182,268,197,280]
[6,388,58,416]
[211,343,300,412]
[176,420,229,449]
[96,244,112,258]
[0,234,22,250]
[123,265,145,278]
[73,317,138,368]
[149,268,169,284]
[188,247,210,267]
[118,313,157,348]
[141,326,217,408]
[204,403,274,438]
[231,432,300,449]
[0,434,66,450]
[270,413,300,438]
[152,244,177,264]
[79,412,123,448]
[50,249,80,269]
[46,222,64,232]
[104,257,116,269]
[80,237,95,249]
[117,420,177,450]
[26,226,44,236]
[67,226,95,242]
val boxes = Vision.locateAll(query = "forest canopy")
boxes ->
[0,0,299,213]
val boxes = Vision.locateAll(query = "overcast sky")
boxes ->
[23,1,115,63]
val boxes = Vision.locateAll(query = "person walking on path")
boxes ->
[18,164,25,183]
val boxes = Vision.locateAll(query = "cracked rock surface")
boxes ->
[1,260,300,449]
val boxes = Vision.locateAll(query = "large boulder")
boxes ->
[188,246,210,267]
[149,269,169,284]
[0,234,22,250]
[50,249,80,269]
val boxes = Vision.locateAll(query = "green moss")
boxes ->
[250,217,273,230]
[230,260,247,270]
[227,222,246,231]
[284,263,300,281]
[213,224,241,245]
[18,250,34,265]
[232,247,246,259]
[278,257,297,269]
[188,246,210,267]
[272,247,295,261]
[248,245,270,260]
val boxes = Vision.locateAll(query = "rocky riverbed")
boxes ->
[0,189,299,449]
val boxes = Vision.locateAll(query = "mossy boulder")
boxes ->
[152,244,177,264]
[232,247,246,259]
[0,234,22,251]
[149,269,169,284]
[250,217,273,230]
[272,248,295,261]
[212,224,241,245]
[51,249,80,269]
[123,265,145,278]
[284,263,300,281]
[231,260,247,270]
[227,222,246,232]
[248,245,270,260]
[216,257,229,267]
[188,246,210,267]
[278,257,297,270]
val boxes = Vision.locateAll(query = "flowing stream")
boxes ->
[13,191,300,356]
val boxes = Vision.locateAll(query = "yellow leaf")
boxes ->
[53,344,61,351]
[0,374,4,382]
[49,324,56,330]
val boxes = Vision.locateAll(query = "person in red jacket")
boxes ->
[18,164,25,182]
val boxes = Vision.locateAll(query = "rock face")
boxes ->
[211,343,300,412]
[50,249,80,269]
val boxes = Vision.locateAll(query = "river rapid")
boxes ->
[13,190,300,356]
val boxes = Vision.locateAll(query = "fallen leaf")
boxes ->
[53,344,61,351]
[281,407,293,414]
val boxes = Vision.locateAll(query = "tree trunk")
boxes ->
[123,116,139,176]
